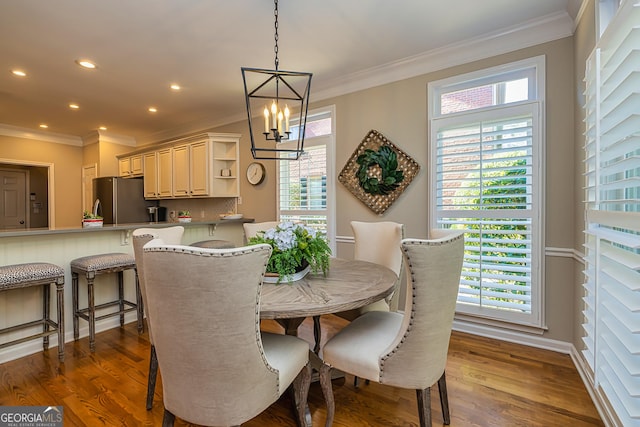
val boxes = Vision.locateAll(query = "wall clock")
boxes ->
[246,162,266,185]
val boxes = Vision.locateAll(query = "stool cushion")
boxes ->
[71,253,136,273]
[0,263,65,289]
[191,240,235,249]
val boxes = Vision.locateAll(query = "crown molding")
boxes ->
[0,123,83,146]
[82,130,137,147]
[312,11,574,102]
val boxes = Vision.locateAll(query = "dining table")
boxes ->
[259,257,398,425]
[259,257,398,351]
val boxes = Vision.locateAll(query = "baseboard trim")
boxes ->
[452,318,572,353]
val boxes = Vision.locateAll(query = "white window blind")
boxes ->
[433,102,541,326]
[582,1,640,425]
[277,108,335,251]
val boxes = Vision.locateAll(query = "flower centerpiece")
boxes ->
[248,222,331,283]
[82,211,103,228]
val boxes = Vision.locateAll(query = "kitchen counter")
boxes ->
[0,217,252,364]
[0,217,254,238]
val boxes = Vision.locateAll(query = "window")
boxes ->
[582,2,640,424]
[428,57,545,328]
[277,107,336,253]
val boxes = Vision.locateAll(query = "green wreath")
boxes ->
[356,145,405,195]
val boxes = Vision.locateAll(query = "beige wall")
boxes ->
[0,134,83,228]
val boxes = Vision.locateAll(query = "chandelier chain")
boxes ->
[273,0,279,70]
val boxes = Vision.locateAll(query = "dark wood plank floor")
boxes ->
[0,316,603,426]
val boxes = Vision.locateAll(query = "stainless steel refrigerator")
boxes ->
[93,176,150,224]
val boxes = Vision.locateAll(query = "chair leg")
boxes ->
[146,345,159,410]
[42,282,50,350]
[416,387,432,427]
[291,362,312,427]
[438,372,450,425]
[118,271,125,327]
[134,268,144,334]
[87,273,96,352]
[319,363,335,427]
[312,315,321,354]
[72,272,79,341]
[162,409,175,427]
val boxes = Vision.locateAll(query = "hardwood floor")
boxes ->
[0,316,603,426]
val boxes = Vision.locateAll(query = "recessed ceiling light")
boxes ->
[39,124,48,129]
[170,84,181,91]
[75,59,97,69]
[148,107,158,113]
[98,126,107,130]
[12,70,26,77]
[69,103,80,110]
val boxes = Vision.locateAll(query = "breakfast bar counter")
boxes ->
[0,218,251,363]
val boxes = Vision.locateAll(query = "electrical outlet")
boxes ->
[238,196,243,205]
[200,209,205,218]
[169,210,176,219]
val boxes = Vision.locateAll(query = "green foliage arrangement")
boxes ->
[356,145,405,195]
[248,222,331,283]
[83,210,102,220]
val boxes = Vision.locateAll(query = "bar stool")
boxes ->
[190,240,235,249]
[71,253,143,352]
[0,263,65,361]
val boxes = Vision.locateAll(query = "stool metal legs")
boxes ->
[72,268,143,352]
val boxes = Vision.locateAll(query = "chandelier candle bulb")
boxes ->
[264,107,270,133]
[284,106,290,132]
[277,111,283,134]
[271,101,278,129]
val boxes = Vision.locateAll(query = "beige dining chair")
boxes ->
[314,221,404,356]
[142,240,311,427]
[319,230,465,427]
[243,221,280,243]
[343,221,405,316]
[131,226,184,410]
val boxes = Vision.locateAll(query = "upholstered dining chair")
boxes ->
[142,240,311,427]
[319,230,465,427]
[131,226,184,410]
[314,221,404,357]
[243,221,280,243]
[341,221,405,317]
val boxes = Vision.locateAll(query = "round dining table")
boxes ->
[259,257,398,349]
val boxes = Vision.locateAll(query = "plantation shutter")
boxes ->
[433,102,541,326]
[278,141,328,232]
[582,2,640,425]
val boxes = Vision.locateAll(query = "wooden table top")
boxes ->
[259,258,397,320]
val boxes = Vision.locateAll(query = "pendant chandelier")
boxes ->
[241,0,312,160]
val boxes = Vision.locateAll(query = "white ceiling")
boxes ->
[0,0,583,144]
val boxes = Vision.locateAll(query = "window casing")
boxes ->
[277,107,336,253]
[428,57,545,328]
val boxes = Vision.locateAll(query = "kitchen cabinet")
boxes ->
[211,135,239,197]
[144,149,172,199]
[129,132,239,199]
[171,134,238,198]
[118,154,143,177]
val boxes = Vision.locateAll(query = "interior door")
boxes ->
[0,169,27,229]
